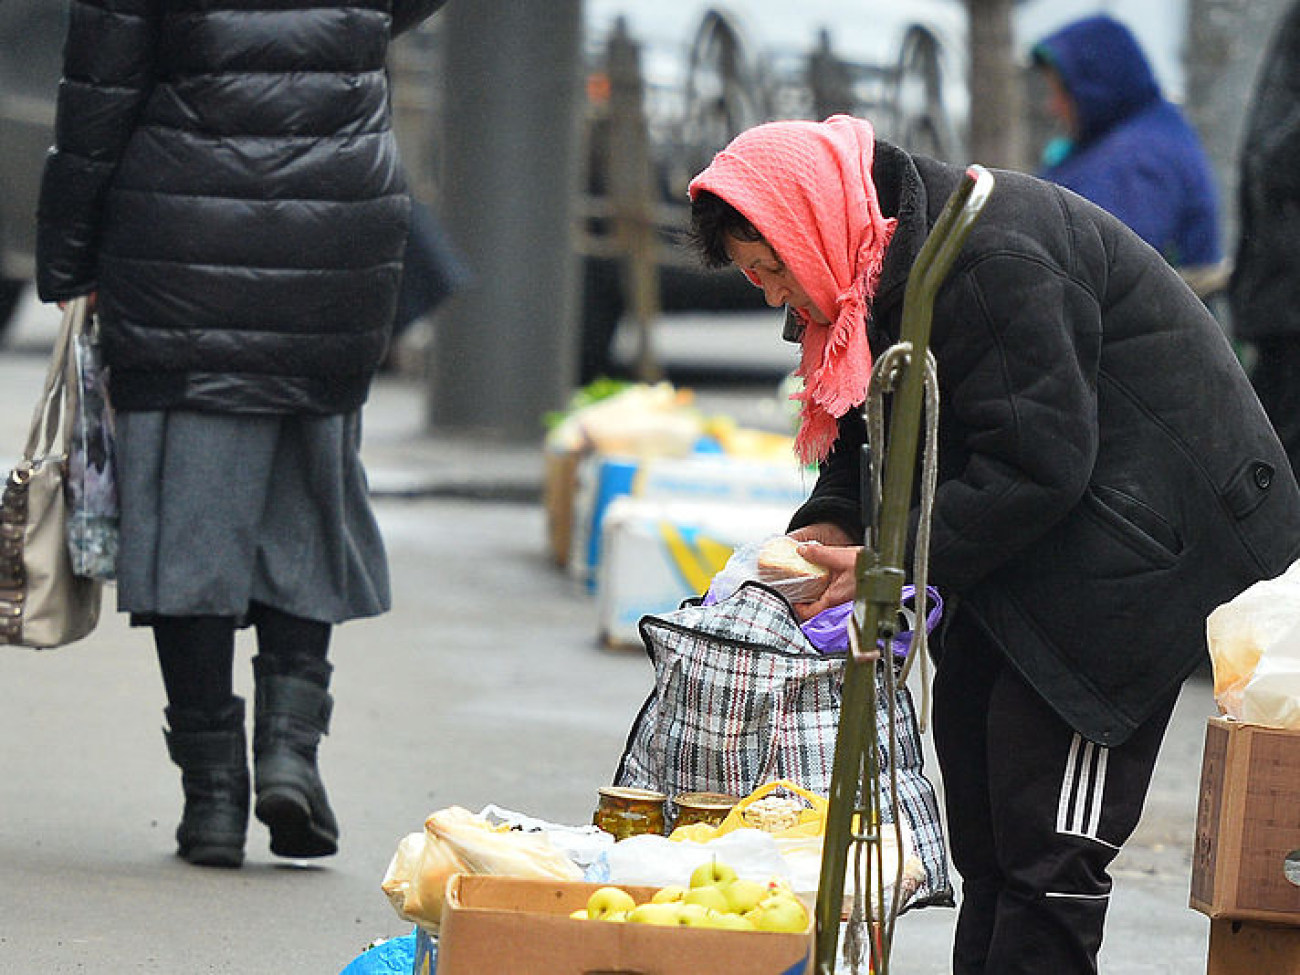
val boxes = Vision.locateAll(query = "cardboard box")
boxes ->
[568,454,640,591]
[569,453,811,593]
[543,447,582,568]
[632,454,811,510]
[434,874,812,975]
[1191,716,1300,924]
[595,497,792,648]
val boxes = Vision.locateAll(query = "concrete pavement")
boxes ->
[0,299,1218,973]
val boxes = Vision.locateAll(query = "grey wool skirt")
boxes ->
[114,410,390,624]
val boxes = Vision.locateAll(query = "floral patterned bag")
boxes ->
[65,316,118,580]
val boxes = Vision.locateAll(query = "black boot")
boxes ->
[164,699,249,869]
[252,659,339,858]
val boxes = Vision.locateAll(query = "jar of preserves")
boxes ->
[593,786,667,840]
[673,791,740,829]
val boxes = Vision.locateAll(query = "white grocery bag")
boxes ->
[1206,558,1300,729]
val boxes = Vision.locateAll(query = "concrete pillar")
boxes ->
[429,1,584,441]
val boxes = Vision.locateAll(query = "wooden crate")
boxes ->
[1190,717,1300,924]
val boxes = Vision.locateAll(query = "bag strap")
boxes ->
[22,297,87,466]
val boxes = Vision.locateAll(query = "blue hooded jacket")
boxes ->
[1033,15,1222,268]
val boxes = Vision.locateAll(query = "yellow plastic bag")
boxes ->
[673,780,828,842]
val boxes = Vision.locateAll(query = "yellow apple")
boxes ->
[751,896,809,933]
[708,910,757,931]
[722,878,767,915]
[689,857,738,889]
[674,903,713,926]
[683,884,730,912]
[586,886,637,920]
[761,886,802,907]
[651,884,688,904]
[628,902,683,926]
[569,908,589,920]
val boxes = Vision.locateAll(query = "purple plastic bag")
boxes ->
[800,586,943,655]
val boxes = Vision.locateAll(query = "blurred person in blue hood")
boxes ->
[1032,15,1223,286]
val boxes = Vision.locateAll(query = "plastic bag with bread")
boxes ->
[705,534,830,606]
[756,535,832,603]
[381,805,582,932]
[1206,558,1300,729]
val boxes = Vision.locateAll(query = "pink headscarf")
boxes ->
[688,115,896,464]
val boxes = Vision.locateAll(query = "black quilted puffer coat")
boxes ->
[36,0,446,415]
[790,142,1300,746]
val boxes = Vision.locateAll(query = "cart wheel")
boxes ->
[680,11,764,173]
[892,25,955,160]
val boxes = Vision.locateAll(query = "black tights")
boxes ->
[154,603,331,719]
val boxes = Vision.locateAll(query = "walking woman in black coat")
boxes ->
[36,0,448,868]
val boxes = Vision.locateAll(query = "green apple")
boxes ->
[689,857,738,889]
[586,885,637,920]
[628,902,683,926]
[722,878,767,915]
[751,896,809,933]
[683,884,730,912]
[651,884,688,904]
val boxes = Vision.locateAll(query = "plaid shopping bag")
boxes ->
[615,581,952,911]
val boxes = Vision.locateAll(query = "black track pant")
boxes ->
[933,610,1179,975]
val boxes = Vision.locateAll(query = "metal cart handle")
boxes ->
[812,164,995,975]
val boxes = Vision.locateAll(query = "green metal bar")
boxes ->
[813,165,994,975]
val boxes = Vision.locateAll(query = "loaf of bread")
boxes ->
[756,536,830,602]
[741,794,807,833]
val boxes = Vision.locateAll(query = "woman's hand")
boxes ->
[787,523,860,622]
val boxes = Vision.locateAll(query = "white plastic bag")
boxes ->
[380,830,467,931]
[1206,559,1300,729]
[598,828,793,889]
[775,824,926,916]
[706,535,830,605]
[477,803,614,873]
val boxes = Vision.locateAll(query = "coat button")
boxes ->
[1254,464,1273,489]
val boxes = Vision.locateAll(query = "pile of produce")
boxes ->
[572,857,809,933]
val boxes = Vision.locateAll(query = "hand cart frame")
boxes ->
[813,164,995,975]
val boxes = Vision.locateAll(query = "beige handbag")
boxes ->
[1,297,103,648]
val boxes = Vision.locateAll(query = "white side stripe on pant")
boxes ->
[1055,733,1118,848]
